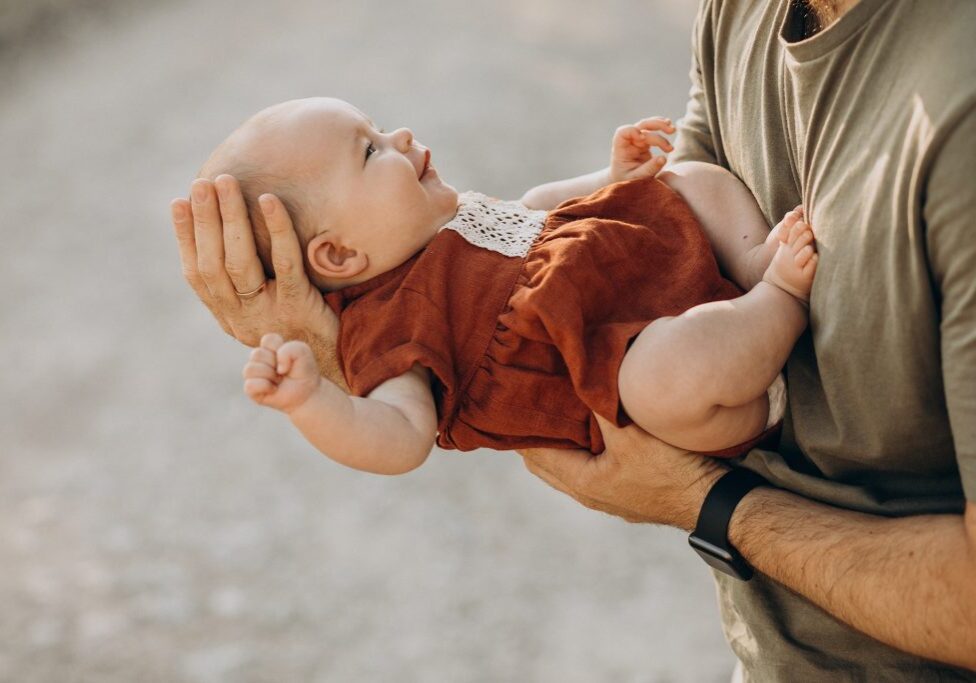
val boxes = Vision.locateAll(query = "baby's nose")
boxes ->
[391,127,414,152]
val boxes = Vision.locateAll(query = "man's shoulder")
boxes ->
[893,0,976,126]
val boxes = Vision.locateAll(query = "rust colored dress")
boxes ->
[324,176,754,454]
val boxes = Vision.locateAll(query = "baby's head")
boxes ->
[199,97,458,291]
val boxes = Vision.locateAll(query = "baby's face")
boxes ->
[251,98,458,282]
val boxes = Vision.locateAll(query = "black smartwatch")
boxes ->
[688,468,769,581]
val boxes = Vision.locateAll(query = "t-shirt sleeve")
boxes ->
[669,0,719,167]
[924,104,976,501]
[338,287,456,399]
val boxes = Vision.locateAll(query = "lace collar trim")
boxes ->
[440,191,547,258]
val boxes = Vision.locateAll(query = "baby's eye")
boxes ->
[365,142,376,161]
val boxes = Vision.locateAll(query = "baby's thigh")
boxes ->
[618,318,694,429]
[618,321,768,452]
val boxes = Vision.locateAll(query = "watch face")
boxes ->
[688,535,734,563]
[688,535,753,581]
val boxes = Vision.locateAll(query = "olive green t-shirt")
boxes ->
[670,0,976,679]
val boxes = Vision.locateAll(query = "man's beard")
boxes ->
[803,0,842,24]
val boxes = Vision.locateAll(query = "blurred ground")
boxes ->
[0,1,737,681]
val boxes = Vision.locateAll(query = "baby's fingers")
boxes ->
[614,124,644,146]
[778,209,803,242]
[638,130,673,153]
[244,377,276,402]
[635,116,675,134]
[795,244,816,268]
[793,228,815,252]
[243,359,279,382]
[803,253,819,279]
[633,155,668,178]
[248,345,276,367]
[276,340,316,378]
[260,332,285,351]
[787,219,813,246]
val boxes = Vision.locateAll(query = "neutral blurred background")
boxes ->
[0,0,737,680]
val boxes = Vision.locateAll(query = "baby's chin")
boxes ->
[436,182,461,221]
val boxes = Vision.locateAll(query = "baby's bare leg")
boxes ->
[618,218,817,452]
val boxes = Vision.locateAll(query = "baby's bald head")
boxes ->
[198,100,324,281]
[197,97,458,293]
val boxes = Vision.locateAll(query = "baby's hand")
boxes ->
[609,116,675,183]
[762,207,818,303]
[243,333,321,414]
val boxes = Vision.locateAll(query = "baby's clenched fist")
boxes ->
[243,333,321,414]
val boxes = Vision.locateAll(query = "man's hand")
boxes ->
[519,415,727,530]
[609,117,676,183]
[171,175,345,386]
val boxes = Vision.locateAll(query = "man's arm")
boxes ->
[520,423,976,671]
[730,488,976,670]
[667,0,719,168]
[520,111,976,672]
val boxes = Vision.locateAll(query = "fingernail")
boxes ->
[259,195,275,215]
[192,182,207,202]
[170,201,185,221]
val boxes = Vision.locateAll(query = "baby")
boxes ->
[199,97,816,475]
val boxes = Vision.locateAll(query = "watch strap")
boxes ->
[689,468,768,580]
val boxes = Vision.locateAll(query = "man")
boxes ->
[172,0,976,678]
[522,0,976,678]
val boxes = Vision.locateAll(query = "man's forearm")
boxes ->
[728,488,976,670]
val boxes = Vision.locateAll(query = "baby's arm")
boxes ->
[521,117,675,210]
[243,334,436,475]
[657,161,783,291]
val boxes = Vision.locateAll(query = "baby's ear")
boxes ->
[306,233,368,280]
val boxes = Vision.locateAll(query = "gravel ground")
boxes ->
[0,1,736,681]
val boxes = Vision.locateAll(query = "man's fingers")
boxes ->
[520,446,592,491]
[191,179,237,300]
[260,194,308,291]
[172,197,235,336]
[520,448,575,496]
[215,174,266,291]
[172,199,202,288]
[592,412,659,457]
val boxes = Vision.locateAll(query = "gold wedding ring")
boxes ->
[234,281,267,300]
